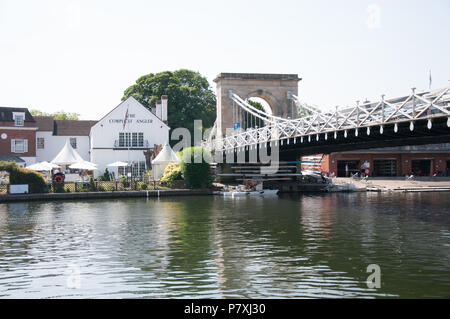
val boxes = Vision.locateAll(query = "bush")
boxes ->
[88,176,97,192]
[140,183,148,190]
[179,147,213,189]
[160,162,183,182]
[53,184,65,193]
[101,168,111,181]
[0,161,47,194]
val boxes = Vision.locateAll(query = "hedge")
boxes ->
[178,147,213,189]
[0,161,47,194]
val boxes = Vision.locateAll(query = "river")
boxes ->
[0,192,449,298]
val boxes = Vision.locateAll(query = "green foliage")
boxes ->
[160,162,183,182]
[297,104,313,118]
[54,183,64,193]
[30,110,80,120]
[122,69,216,145]
[0,161,47,193]
[88,176,97,192]
[101,168,111,181]
[140,183,148,190]
[248,99,266,112]
[246,100,267,129]
[0,161,18,172]
[179,147,213,189]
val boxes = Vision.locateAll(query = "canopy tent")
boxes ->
[151,143,180,179]
[51,140,85,165]
[27,161,60,171]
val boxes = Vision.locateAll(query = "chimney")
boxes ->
[161,95,168,123]
[156,100,162,119]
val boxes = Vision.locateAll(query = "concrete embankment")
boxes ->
[0,189,214,203]
[331,177,450,193]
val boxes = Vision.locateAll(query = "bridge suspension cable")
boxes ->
[204,85,450,152]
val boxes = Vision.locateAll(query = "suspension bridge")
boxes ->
[203,73,450,161]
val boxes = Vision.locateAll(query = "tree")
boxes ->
[245,99,268,129]
[122,69,216,145]
[30,110,80,120]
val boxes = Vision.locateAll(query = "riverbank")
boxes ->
[332,177,450,192]
[2,177,450,203]
[0,189,214,203]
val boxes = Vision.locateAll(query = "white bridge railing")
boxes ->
[203,85,450,152]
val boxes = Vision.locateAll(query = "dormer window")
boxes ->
[13,112,25,126]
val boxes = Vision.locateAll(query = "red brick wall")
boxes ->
[319,152,450,177]
[0,129,36,156]
[0,121,36,127]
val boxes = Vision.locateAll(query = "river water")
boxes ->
[0,192,449,298]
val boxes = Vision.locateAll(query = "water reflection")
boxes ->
[0,193,449,298]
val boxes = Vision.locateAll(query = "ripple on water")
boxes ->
[0,193,449,298]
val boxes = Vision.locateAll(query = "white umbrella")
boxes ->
[107,161,130,179]
[45,161,61,169]
[69,161,98,170]
[107,161,130,167]
[27,161,60,171]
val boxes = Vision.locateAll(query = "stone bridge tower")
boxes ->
[214,73,301,136]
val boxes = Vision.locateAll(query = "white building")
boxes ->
[35,117,96,163]
[90,96,170,177]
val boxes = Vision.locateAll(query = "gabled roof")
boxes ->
[92,96,170,130]
[54,120,97,136]
[0,107,35,122]
[34,116,54,131]
[34,116,97,135]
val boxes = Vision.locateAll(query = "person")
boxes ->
[361,160,370,177]
[345,164,349,177]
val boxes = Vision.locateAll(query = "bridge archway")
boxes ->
[248,96,273,116]
[214,73,301,136]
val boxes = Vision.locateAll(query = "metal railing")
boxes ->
[203,85,450,152]
[113,140,150,148]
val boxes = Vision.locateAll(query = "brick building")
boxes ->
[0,107,37,166]
[303,144,450,177]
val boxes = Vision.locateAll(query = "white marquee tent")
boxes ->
[51,140,85,166]
[151,143,180,179]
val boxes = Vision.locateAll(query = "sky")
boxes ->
[0,0,449,120]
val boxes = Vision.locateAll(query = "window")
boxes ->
[132,133,138,147]
[37,137,45,149]
[13,112,25,126]
[119,132,131,147]
[138,133,144,147]
[119,132,125,147]
[118,132,143,147]
[11,139,28,153]
[131,161,146,177]
[70,138,77,149]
